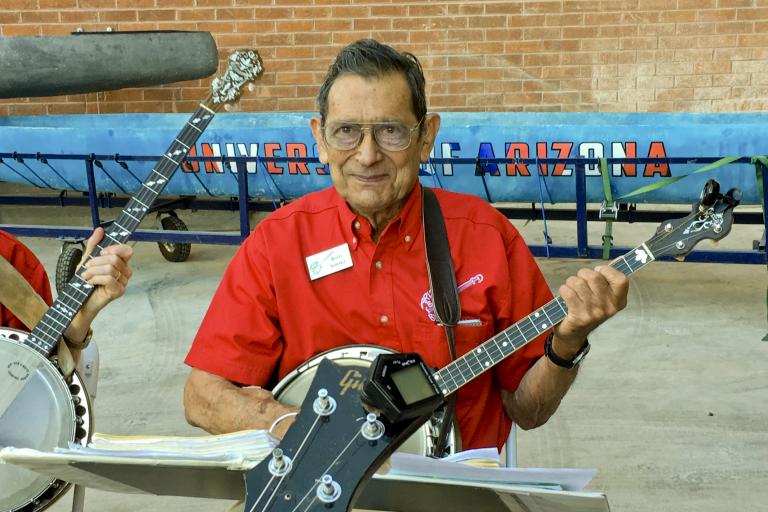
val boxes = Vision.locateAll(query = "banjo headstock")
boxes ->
[209,50,263,108]
[646,179,741,261]
[243,359,424,512]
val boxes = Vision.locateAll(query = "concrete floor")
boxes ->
[2,202,766,512]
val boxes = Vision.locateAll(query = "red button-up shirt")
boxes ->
[1,230,52,330]
[186,184,553,450]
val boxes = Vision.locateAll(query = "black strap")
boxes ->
[422,187,460,457]
[423,187,460,332]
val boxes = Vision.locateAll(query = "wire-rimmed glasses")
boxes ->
[322,118,424,151]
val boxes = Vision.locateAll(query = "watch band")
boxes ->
[544,332,590,369]
[62,328,93,351]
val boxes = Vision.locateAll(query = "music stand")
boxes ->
[0,449,610,512]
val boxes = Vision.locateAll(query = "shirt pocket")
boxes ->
[453,322,493,358]
[412,317,492,370]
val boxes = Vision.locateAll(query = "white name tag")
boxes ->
[305,243,353,281]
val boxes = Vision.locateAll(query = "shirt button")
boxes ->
[354,221,361,230]
[375,260,383,270]
[380,315,389,324]
[404,235,412,243]
[352,237,357,244]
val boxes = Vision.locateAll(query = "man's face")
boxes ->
[310,73,440,223]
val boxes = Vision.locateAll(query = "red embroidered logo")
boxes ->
[419,273,484,321]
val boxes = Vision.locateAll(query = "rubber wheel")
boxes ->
[157,215,191,262]
[56,244,83,294]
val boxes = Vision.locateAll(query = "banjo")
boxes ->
[0,50,263,512]
[244,180,741,512]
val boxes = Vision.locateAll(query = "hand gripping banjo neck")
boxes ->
[0,50,263,419]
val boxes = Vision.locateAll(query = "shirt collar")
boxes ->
[331,183,424,251]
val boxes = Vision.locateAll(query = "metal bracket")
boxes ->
[753,229,766,252]
[599,201,619,221]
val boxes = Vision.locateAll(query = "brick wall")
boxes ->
[1,0,767,116]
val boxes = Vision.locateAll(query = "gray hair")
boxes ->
[317,39,427,124]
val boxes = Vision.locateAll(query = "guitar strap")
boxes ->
[422,186,461,457]
[0,254,76,377]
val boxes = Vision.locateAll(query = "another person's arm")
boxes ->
[503,265,628,429]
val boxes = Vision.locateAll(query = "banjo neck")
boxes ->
[433,242,655,395]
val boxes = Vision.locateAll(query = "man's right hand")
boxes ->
[183,368,299,438]
[240,385,300,439]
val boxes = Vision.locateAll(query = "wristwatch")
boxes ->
[544,332,590,369]
[62,328,93,351]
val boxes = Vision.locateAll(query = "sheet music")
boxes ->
[69,430,278,463]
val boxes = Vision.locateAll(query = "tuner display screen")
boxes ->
[390,364,436,405]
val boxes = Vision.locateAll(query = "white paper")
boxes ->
[388,452,597,492]
[0,447,249,498]
[441,447,500,465]
[497,488,610,512]
[65,429,278,463]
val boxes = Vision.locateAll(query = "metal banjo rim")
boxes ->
[0,327,94,512]
[271,344,393,397]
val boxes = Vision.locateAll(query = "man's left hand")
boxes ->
[553,265,629,356]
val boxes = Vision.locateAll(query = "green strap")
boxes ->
[599,157,614,204]
[750,157,768,342]
[617,156,741,200]
[602,219,614,260]
[599,157,614,260]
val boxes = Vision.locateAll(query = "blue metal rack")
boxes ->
[0,152,765,265]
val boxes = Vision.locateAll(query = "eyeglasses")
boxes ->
[322,118,424,152]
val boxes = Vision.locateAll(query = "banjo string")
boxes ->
[249,413,322,512]
[286,425,366,512]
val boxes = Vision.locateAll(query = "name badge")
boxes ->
[305,243,353,281]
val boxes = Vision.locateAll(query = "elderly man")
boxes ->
[184,39,628,452]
